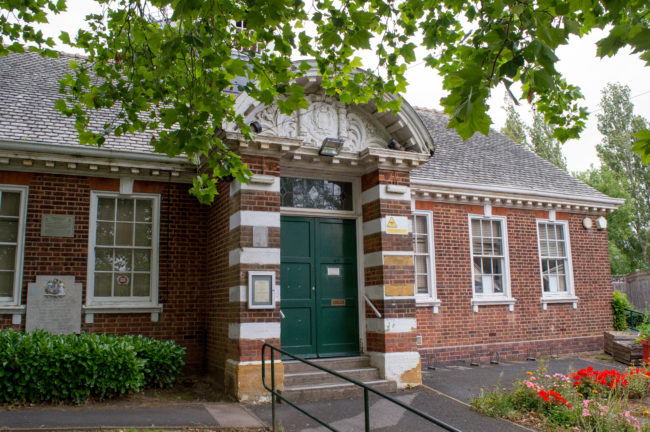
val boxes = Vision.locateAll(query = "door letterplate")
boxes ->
[331,299,346,306]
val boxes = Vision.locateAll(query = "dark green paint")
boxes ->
[280,216,359,358]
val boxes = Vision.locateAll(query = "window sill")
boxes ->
[471,297,516,312]
[541,296,578,310]
[416,298,441,313]
[0,305,25,325]
[83,304,163,323]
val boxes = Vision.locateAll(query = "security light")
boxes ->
[319,137,344,157]
[388,138,403,150]
[250,121,262,133]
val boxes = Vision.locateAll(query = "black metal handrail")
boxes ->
[261,343,462,432]
[626,308,648,330]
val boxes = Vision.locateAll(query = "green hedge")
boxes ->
[0,330,185,404]
[612,290,632,330]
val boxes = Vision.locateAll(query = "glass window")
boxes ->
[91,194,157,302]
[469,217,508,296]
[413,213,433,295]
[538,222,572,294]
[0,188,26,303]
[280,177,353,211]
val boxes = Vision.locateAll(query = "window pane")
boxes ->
[0,271,14,297]
[133,273,151,296]
[136,200,153,222]
[540,239,549,256]
[415,255,428,274]
[415,215,428,234]
[480,220,489,236]
[0,246,16,270]
[491,221,501,238]
[493,275,503,293]
[94,273,112,297]
[542,275,550,292]
[548,240,558,256]
[471,219,480,236]
[112,250,132,272]
[472,238,482,255]
[558,274,567,292]
[539,224,548,242]
[280,177,352,210]
[557,241,566,257]
[474,273,483,293]
[115,222,133,246]
[473,257,482,275]
[95,248,113,271]
[96,222,114,245]
[493,239,502,255]
[135,224,152,246]
[482,239,493,255]
[116,199,134,221]
[114,273,131,296]
[416,275,428,294]
[492,258,502,275]
[547,225,556,240]
[97,198,115,221]
[0,192,20,216]
[0,220,18,242]
[555,225,564,240]
[134,250,151,271]
[482,258,493,274]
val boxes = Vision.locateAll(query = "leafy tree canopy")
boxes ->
[578,83,650,274]
[501,104,567,170]
[2,0,649,202]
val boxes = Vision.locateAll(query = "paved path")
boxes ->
[251,356,621,432]
[0,402,265,430]
[0,356,622,431]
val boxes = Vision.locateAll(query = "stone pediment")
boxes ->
[244,94,391,153]
[233,86,433,157]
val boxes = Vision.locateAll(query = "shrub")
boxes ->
[0,330,186,404]
[122,335,186,388]
[612,290,632,330]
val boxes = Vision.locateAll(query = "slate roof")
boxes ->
[0,52,615,203]
[0,51,155,153]
[412,108,613,201]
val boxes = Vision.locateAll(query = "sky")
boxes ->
[38,1,650,173]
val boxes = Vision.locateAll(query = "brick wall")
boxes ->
[415,201,613,365]
[0,171,207,372]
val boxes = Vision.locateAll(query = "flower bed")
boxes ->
[472,362,650,431]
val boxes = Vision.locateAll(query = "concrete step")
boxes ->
[284,367,380,387]
[280,379,398,403]
[283,356,370,374]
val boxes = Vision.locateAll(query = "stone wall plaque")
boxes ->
[41,214,75,238]
[26,275,82,334]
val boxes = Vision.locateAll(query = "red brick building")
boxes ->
[0,52,621,400]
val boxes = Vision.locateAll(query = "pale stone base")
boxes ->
[224,359,284,402]
[368,351,421,388]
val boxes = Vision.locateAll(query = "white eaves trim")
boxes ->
[410,178,624,209]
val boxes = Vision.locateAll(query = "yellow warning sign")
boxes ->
[385,216,408,235]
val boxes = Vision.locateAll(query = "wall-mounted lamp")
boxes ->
[319,137,344,157]
[250,121,262,133]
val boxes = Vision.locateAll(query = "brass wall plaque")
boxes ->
[331,299,346,306]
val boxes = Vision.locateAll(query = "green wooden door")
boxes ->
[281,216,359,358]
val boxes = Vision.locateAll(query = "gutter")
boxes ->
[0,139,191,166]
[410,178,625,208]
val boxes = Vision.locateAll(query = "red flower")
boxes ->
[537,390,550,402]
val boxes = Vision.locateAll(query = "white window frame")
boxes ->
[0,184,28,316]
[85,191,161,312]
[412,211,440,312]
[536,219,578,309]
[468,214,515,312]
